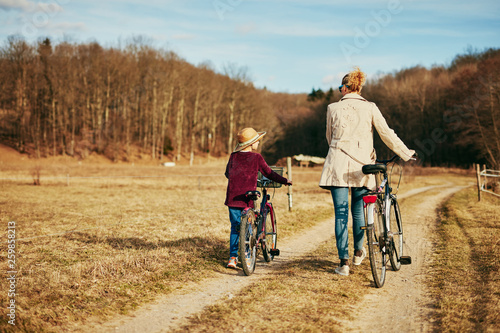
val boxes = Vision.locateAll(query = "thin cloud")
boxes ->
[270,25,352,37]
[0,0,32,11]
[236,23,257,35]
[52,21,86,31]
[172,33,196,40]
[321,74,336,85]
[232,20,352,37]
[402,28,467,38]
[405,1,500,20]
[0,0,63,13]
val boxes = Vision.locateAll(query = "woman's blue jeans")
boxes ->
[228,207,243,258]
[330,187,368,260]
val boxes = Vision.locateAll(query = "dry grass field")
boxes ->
[430,187,500,331]
[1,145,494,332]
[0,147,334,332]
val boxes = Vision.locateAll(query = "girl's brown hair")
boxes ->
[341,67,366,93]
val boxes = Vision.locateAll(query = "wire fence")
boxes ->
[480,169,500,197]
[476,166,500,200]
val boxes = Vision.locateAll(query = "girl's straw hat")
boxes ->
[234,127,266,152]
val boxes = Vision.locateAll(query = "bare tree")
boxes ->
[1,36,34,153]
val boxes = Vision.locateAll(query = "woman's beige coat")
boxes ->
[319,93,414,189]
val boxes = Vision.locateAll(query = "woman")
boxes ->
[319,67,415,276]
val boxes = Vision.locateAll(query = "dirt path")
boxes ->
[342,185,468,332]
[92,184,467,333]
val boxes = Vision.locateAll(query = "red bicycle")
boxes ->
[239,167,283,276]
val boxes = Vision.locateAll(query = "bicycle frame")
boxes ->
[242,184,275,252]
[364,166,394,248]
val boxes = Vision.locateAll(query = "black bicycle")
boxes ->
[361,156,413,287]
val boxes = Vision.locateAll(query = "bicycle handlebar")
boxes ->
[375,155,399,165]
[376,153,418,165]
[257,178,272,187]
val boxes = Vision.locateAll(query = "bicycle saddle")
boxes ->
[245,191,261,201]
[362,164,387,175]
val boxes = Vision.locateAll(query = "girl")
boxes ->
[224,127,292,268]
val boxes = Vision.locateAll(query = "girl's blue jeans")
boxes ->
[330,187,368,260]
[228,207,243,258]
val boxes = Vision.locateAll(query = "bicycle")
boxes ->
[239,167,284,276]
[361,155,413,288]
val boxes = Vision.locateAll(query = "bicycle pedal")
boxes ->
[270,249,280,256]
[400,256,412,265]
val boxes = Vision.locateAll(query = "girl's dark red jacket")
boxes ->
[224,151,288,208]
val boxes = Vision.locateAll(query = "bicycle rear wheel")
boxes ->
[366,199,387,288]
[239,209,257,276]
[389,198,403,271]
[262,204,277,262]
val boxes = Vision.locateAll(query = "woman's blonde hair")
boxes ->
[341,67,366,93]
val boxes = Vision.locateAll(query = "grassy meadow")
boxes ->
[0,150,491,332]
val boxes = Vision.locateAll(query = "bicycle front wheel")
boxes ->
[389,198,403,271]
[262,204,277,262]
[239,209,257,276]
[366,199,387,288]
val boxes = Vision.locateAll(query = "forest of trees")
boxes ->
[0,36,498,169]
[0,36,281,165]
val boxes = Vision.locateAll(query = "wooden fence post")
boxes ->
[482,164,487,191]
[287,157,293,212]
[476,164,482,201]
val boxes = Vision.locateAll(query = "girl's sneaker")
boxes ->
[227,257,238,269]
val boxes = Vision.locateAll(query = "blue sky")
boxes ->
[1,0,499,93]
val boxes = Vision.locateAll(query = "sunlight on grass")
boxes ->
[429,188,500,332]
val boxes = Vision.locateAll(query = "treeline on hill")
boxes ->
[0,36,498,168]
[0,36,289,164]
